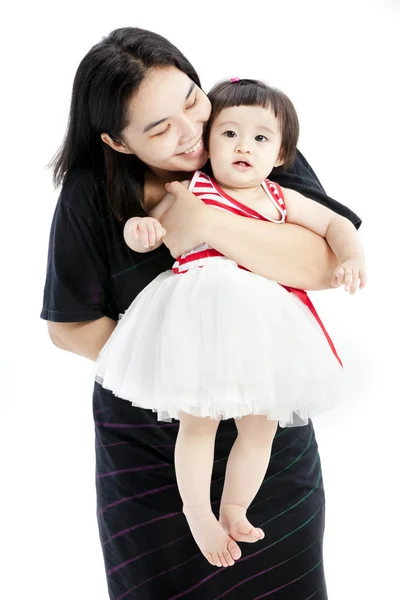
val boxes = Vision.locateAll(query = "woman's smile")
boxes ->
[177,136,204,157]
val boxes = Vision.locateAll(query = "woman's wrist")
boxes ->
[200,204,217,245]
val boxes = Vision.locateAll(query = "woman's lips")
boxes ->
[178,138,204,159]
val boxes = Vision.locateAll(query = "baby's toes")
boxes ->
[222,549,235,567]
[227,538,242,561]
[206,553,215,567]
[243,525,264,539]
[212,553,223,568]
[230,521,264,542]
[218,552,229,568]
[235,521,253,535]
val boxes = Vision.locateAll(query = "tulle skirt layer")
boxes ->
[94,259,343,425]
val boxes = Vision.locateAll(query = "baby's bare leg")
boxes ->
[219,415,278,543]
[175,412,241,567]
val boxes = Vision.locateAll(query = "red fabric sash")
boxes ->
[280,285,343,367]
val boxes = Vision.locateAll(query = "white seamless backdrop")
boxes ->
[1,1,399,599]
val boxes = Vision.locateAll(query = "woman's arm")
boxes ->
[161,181,339,290]
[48,317,116,361]
[206,209,338,290]
[282,187,366,292]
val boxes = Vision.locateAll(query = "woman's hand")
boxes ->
[159,181,210,258]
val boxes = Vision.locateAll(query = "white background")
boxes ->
[1,1,399,598]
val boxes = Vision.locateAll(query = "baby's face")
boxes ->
[208,105,283,188]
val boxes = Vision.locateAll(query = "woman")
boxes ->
[41,27,361,600]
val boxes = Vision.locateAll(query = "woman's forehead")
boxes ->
[126,66,193,130]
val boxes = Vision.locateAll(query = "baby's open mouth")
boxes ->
[233,161,252,168]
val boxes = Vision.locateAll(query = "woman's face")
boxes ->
[107,66,211,175]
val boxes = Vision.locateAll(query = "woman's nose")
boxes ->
[179,116,198,142]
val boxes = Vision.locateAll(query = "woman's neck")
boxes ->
[146,167,190,186]
[144,168,192,211]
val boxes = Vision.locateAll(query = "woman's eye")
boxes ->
[223,130,236,138]
[255,135,267,142]
[153,124,171,137]
[187,94,197,109]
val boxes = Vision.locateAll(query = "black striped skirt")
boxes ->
[94,383,328,600]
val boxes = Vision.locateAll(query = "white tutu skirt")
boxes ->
[94,259,343,426]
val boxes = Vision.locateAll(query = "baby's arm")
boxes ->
[282,187,367,294]
[124,181,190,253]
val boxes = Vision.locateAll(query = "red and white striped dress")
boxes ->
[173,170,342,367]
[173,170,287,274]
[95,170,343,424]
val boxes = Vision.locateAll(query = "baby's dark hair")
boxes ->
[204,78,299,169]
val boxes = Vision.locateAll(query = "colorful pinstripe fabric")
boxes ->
[94,384,327,600]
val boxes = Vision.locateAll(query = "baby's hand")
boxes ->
[332,257,367,295]
[125,217,166,249]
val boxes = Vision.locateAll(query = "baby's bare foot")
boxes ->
[219,503,264,543]
[183,505,242,567]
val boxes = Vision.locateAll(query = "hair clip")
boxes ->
[230,77,241,83]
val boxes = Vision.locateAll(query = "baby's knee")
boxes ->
[235,415,278,442]
[178,412,220,437]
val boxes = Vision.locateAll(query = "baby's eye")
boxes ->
[255,135,268,142]
[223,130,237,138]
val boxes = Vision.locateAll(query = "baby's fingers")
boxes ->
[359,270,367,289]
[344,268,354,292]
[349,271,361,295]
[155,221,167,241]
[137,221,150,247]
[128,220,140,239]
[147,221,157,247]
[332,267,345,288]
